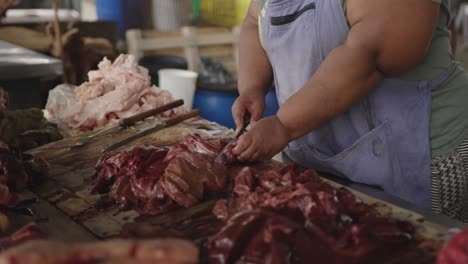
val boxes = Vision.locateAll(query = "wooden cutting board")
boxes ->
[24,118,450,263]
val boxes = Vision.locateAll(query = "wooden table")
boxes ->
[16,117,452,263]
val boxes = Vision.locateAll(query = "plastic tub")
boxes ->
[158,69,199,110]
[96,0,147,38]
[193,87,279,129]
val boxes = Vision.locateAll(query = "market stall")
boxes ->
[1,0,468,264]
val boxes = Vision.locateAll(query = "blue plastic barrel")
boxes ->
[193,87,279,129]
[96,0,147,38]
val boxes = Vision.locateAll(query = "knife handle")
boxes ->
[118,99,184,127]
[165,109,201,127]
[235,112,251,139]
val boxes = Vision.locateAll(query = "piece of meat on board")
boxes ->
[0,238,198,264]
[0,223,46,251]
[437,229,468,264]
[92,134,230,215]
[208,210,331,264]
[210,165,415,263]
[161,148,227,208]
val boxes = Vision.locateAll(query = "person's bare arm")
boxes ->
[277,0,439,140]
[234,0,440,161]
[232,0,274,131]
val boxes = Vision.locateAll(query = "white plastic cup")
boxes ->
[158,69,198,110]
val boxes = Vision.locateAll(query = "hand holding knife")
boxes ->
[214,112,251,163]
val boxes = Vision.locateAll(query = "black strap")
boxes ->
[271,2,316,26]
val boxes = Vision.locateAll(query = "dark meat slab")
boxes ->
[0,139,48,232]
[92,145,173,215]
[210,165,415,264]
[93,134,230,215]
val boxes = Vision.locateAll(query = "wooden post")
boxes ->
[126,29,144,61]
[53,0,67,83]
[182,27,200,72]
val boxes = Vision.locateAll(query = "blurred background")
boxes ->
[1,0,467,129]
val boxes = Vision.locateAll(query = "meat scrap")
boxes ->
[0,139,48,232]
[0,223,46,251]
[0,139,47,208]
[437,229,468,264]
[216,140,238,165]
[45,54,183,136]
[0,139,47,195]
[0,88,62,151]
[209,165,415,264]
[0,238,198,264]
[93,134,230,215]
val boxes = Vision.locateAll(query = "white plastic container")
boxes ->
[152,0,191,31]
[158,69,198,110]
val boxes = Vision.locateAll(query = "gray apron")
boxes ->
[260,0,453,208]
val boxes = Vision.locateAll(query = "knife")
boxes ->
[40,99,184,150]
[119,99,184,127]
[214,113,251,164]
[102,109,201,153]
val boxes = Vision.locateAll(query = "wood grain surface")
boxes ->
[19,118,449,263]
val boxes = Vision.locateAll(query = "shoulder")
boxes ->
[346,0,439,26]
[345,0,440,76]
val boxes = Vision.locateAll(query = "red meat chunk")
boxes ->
[437,229,468,264]
[92,134,230,215]
[210,165,415,263]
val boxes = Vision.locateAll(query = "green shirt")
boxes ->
[258,0,468,157]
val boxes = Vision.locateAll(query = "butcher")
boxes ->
[232,0,468,221]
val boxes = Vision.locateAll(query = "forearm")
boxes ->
[237,6,273,97]
[277,44,383,140]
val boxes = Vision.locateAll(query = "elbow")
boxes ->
[375,39,432,77]
[377,45,430,76]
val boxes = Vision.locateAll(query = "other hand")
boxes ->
[232,91,265,134]
[233,115,291,162]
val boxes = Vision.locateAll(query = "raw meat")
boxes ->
[0,139,48,232]
[161,135,228,208]
[437,229,468,264]
[214,140,238,165]
[45,55,183,136]
[0,139,47,210]
[0,223,46,250]
[0,238,198,264]
[209,165,415,264]
[208,210,322,264]
[0,88,9,117]
[0,89,62,151]
[92,145,175,215]
[93,134,230,215]
[0,139,47,195]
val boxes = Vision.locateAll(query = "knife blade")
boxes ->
[214,113,251,164]
[40,99,185,150]
[103,109,201,153]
